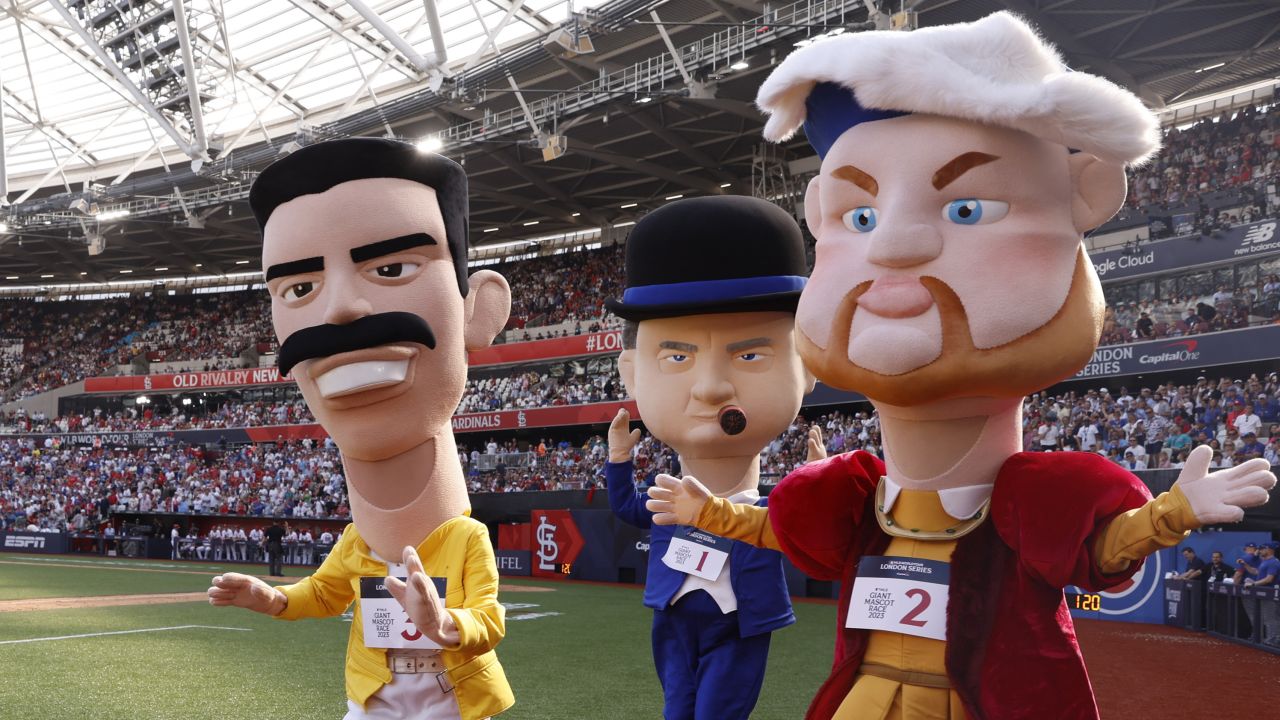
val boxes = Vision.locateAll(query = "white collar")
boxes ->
[726,488,761,505]
[881,476,994,521]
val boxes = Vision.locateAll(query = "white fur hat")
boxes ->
[756,11,1160,165]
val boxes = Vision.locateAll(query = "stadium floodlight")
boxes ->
[96,209,131,220]
[0,222,7,233]
[730,60,749,70]
[417,136,444,153]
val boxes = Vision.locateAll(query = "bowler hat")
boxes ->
[606,196,808,321]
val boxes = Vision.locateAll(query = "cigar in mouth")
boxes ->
[718,406,748,436]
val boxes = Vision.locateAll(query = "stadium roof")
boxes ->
[3,0,1280,288]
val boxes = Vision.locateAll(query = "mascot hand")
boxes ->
[1174,444,1276,524]
[646,474,712,526]
[208,572,286,615]
[609,408,642,463]
[386,546,460,648]
[806,426,827,464]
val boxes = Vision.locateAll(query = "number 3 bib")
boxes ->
[846,555,949,641]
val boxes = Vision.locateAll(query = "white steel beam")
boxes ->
[223,35,335,153]
[171,0,209,156]
[422,0,447,66]
[14,108,129,203]
[486,0,551,33]
[0,39,7,202]
[331,8,431,119]
[344,0,436,71]
[44,0,196,157]
[651,10,694,85]
[462,0,524,71]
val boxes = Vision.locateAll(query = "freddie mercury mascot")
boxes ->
[206,138,515,720]
[604,196,811,720]
[646,13,1278,720]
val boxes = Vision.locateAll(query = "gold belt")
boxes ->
[859,663,952,690]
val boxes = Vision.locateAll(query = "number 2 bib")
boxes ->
[846,555,949,641]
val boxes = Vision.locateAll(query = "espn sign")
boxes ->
[0,533,68,554]
[4,535,45,549]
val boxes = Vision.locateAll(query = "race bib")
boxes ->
[846,555,949,641]
[662,526,732,581]
[360,570,448,650]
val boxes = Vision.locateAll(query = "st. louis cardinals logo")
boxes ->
[530,510,584,578]
[535,515,559,571]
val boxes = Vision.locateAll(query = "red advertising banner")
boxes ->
[84,367,292,393]
[530,509,584,578]
[83,331,625,394]
[450,400,637,434]
[466,330,624,366]
[243,424,330,442]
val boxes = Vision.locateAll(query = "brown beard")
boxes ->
[798,247,1104,406]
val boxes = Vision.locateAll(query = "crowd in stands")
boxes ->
[1126,103,1275,228]
[1024,373,1280,469]
[1098,275,1280,345]
[2,398,316,434]
[2,371,1277,532]
[0,439,348,534]
[494,245,625,331]
[0,291,272,401]
[458,363,623,414]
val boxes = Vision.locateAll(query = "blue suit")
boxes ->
[606,460,794,720]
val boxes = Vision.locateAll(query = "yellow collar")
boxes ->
[881,476,993,521]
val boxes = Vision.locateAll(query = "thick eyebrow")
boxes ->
[658,341,698,353]
[349,232,437,263]
[726,337,773,354]
[264,256,323,282]
[831,164,879,196]
[932,151,1000,190]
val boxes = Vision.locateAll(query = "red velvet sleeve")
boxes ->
[767,450,884,581]
[991,451,1153,590]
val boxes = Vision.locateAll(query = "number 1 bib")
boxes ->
[662,526,732,581]
[846,555,949,641]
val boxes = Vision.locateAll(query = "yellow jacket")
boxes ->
[275,516,514,719]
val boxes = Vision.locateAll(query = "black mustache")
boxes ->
[277,312,436,376]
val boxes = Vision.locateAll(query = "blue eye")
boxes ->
[944,199,1008,225]
[841,207,878,233]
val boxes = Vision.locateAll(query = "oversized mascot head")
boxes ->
[760,12,1160,406]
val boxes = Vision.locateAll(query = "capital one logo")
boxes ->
[1242,221,1276,246]
[531,510,584,577]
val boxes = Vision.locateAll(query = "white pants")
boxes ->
[344,673,463,720]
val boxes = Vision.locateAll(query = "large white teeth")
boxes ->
[315,360,409,399]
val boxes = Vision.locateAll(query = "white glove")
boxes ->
[1174,445,1276,524]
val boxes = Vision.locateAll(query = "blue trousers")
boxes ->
[652,589,772,720]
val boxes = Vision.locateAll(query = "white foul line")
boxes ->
[0,625,252,646]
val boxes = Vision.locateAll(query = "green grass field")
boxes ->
[0,553,837,719]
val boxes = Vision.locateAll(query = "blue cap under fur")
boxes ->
[802,82,907,158]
